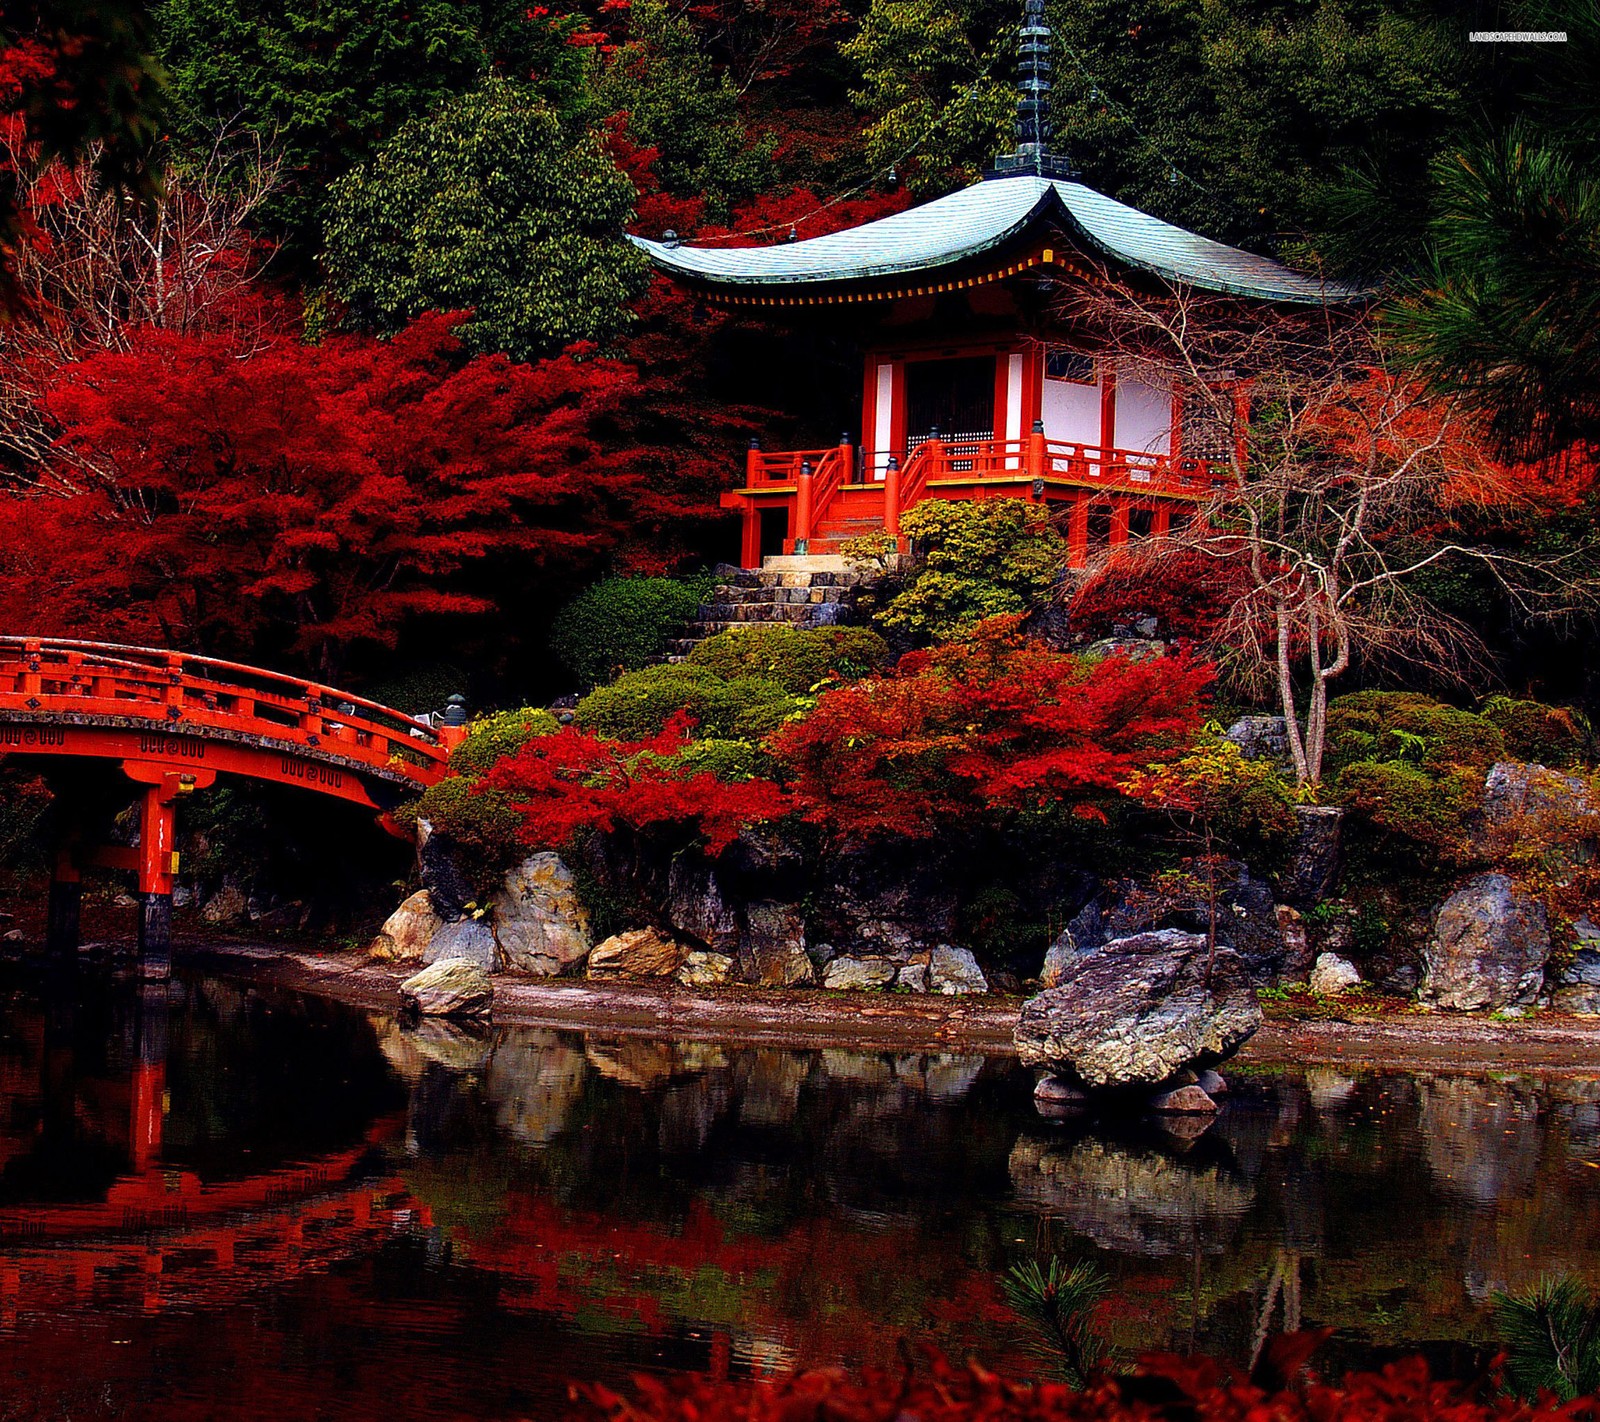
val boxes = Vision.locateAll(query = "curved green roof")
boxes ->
[633,175,1366,306]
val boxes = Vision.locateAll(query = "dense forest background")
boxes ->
[0,0,1596,710]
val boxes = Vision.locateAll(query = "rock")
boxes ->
[1040,900,1104,988]
[737,900,814,987]
[400,958,492,1018]
[1148,1084,1219,1114]
[1034,1074,1086,1104]
[491,853,593,976]
[1275,905,1314,982]
[928,945,988,994]
[1309,952,1361,996]
[822,956,897,991]
[1551,946,1600,1014]
[1422,872,1549,1011]
[1196,1068,1227,1096]
[809,843,959,959]
[895,957,930,992]
[664,857,740,955]
[1282,806,1344,907]
[676,950,736,988]
[424,917,500,972]
[370,890,441,963]
[416,817,474,921]
[587,927,686,979]
[1225,714,1290,764]
[1100,864,1284,983]
[1381,963,1420,996]
[200,882,247,926]
[1014,929,1262,1090]
[1483,760,1593,832]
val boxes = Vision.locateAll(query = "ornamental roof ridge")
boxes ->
[631,176,1371,306]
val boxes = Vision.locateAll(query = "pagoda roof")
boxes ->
[633,174,1364,305]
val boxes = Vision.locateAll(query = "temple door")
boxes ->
[904,356,995,466]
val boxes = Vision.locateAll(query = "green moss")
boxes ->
[575,663,796,741]
[404,777,525,898]
[1481,696,1590,768]
[1324,690,1505,776]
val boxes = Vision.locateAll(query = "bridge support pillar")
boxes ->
[122,764,214,981]
[45,851,81,959]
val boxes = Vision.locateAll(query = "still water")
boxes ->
[0,968,1597,1419]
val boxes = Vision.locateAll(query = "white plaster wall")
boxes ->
[1116,373,1173,456]
[1040,374,1101,447]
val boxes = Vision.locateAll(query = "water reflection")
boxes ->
[0,969,1598,1419]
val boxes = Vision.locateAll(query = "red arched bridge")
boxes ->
[0,637,465,976]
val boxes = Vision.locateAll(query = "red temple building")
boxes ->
[636,0,1362,568]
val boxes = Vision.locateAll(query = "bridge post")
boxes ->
[46,847,81,959]
[136,783,178,981]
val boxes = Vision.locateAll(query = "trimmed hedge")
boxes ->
[550,575,712,691]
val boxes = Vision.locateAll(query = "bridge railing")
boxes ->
[0,637,454,786]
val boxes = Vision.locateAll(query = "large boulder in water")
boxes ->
[1014,929,1261,1090]
[1421,872,1549,1011]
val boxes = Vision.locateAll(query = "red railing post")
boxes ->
[746,437,762,487]
[884,454,902,540]
[1027,419,1047,494]
[793,459,814,554]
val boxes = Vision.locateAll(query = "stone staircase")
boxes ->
[664,557,873,661]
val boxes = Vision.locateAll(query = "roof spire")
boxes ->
[987,0,1077,180]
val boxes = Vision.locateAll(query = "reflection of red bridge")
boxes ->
[0,1116,416,1323]
[0,637,466,973]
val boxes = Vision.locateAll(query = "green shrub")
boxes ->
[550,575,712,690]
[1481,696,1589,768]
[575,663,796,741]
[664,737,774,781]
[878,499,1067,642]
[405,777,525,898]
[448,707,559,778]
[1323,690,1505,776]
[686,624,891,692]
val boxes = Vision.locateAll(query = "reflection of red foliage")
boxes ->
[770,620,1212,838]
[576,1349,1586,1422]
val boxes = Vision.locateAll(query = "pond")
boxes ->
[0,967,1597,1420]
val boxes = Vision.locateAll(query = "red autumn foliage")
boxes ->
[0,306,725,679]
[484,713,792,854]
[768,620,1212,838]
[1068,548,1252,643]
[573,1350,1595,1422]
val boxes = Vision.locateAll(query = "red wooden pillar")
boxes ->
[46,843,81,959]
[1027,418,1047,490]
[131,980,169,1170]
[883,455,902,542]
[1068,500,1089,567]
[123,763,215,980]
[793,459,815,554]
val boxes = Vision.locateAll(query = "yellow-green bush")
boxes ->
[575,663,796,741]
[405,776,525,897]
[686,624,890,692]
[447,706,559,777]
[1323,690,1505,776]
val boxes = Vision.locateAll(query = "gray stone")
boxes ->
[1225,714,1290,764]
[416,817,474,921]
[1148,1084,1219,1114]
[1275,905,1314,982]
[1309,951,1361,996]
[676,950,737,988]
[200,882,247,926]
[1034,1074,1087,1104]
[1282,806,1344,906]
[369,889,441,963]
[1040,900,1104,988]
[928,945,988,995]
[738,900,814,987]
[491,853,592,976]
[1551,946,1600,1013]
[664,857,740,954]
[822,956,897,991]
[1483,761,1593,831]
[587,927,685,979]
[1422,873,1550,1011]
[895,958,930,993]
[1196,1068,1227,1096]
[400,957,492,1018]
[425,917,500,972]
[1014,929,1262,1090]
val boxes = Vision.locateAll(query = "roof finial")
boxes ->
[987,0,1077,181]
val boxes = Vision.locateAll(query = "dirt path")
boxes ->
[184,940,1600,1073]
